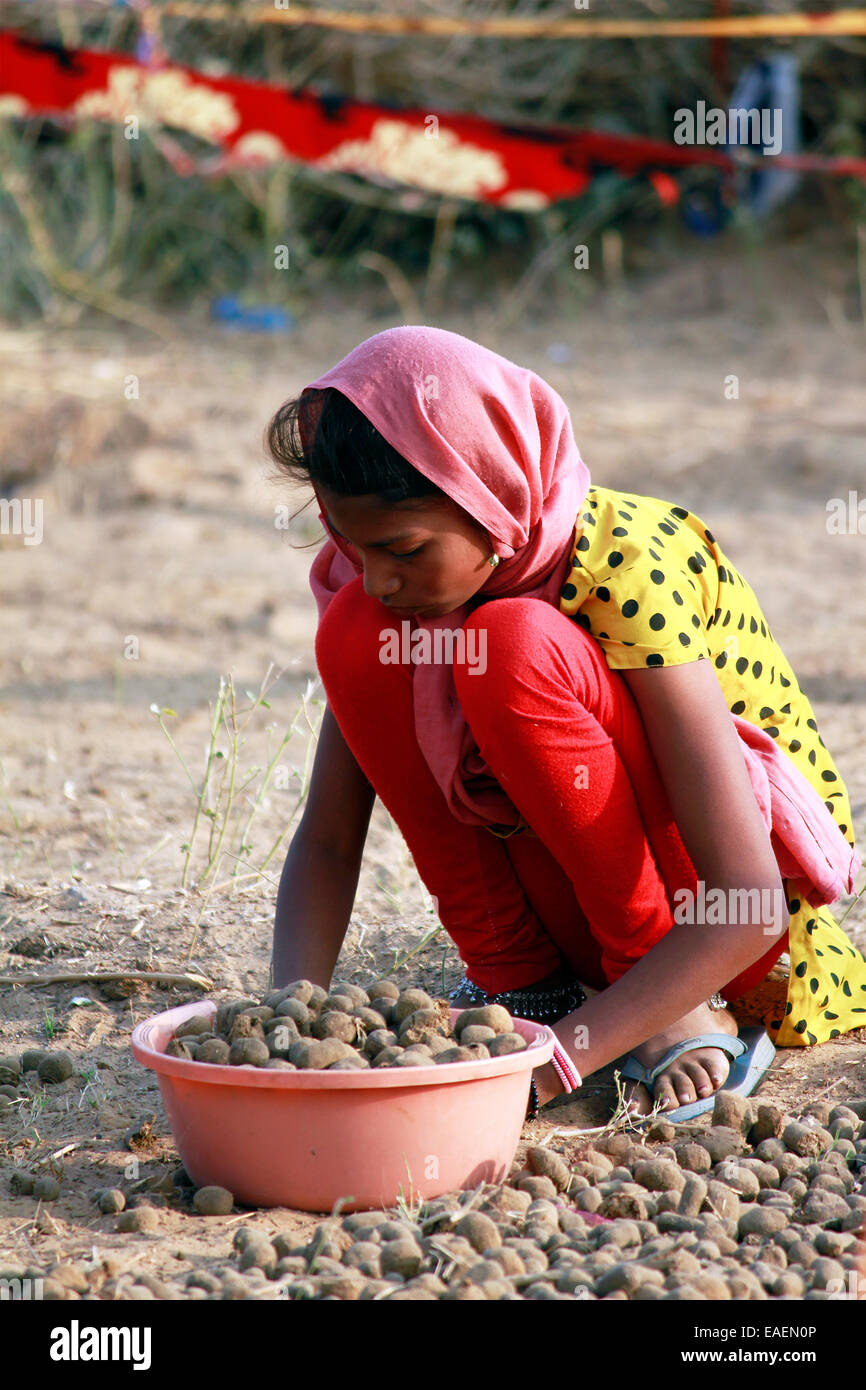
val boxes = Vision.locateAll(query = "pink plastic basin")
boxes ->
[131,1000,555,1212]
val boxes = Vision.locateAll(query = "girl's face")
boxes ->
[316,486,496,618]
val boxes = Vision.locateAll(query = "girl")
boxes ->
[265,325,864,1122]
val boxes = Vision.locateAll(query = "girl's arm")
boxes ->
[272,706,375,988]
[539,658,788,1093]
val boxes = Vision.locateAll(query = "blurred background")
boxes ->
[1,0,864,1001]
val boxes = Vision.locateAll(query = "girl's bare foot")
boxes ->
[621,1002,740,1116]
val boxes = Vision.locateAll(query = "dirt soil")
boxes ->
[1,235,865,1290]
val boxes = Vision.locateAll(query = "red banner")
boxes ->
[2,31,864,199]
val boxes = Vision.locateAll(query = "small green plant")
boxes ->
[41,1008,56,1042]
[394,1157,428,1226]
[151,666,324,894]
[20,1088,47,1135]
[391,882,445,973]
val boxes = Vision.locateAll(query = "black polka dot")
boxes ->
[596,586,610,602]
[788,898,801,913]
[821,770,838,782]
[806,718,817,731]
[687,556,705,574]
[617,511,633,521]
[576,535,590,551]
[794,960,807,978]
[749,617,758,633]
[807,1032,817,1045]
[715,653,727,669]
[752,661,762,678]
[622,599,639,617]
[736,657,748,675]
[576,612,592,631]
[672,591,684,606]
[759,706,773,719]
[731,700,745,714]
[809,977,818,993]
[658,522,676,536]
[842,981,852,997]
[765,727,779,738]
[671,507,689,519]
[678,633,691,646]
[650,570,665,584]
[561,583,577,600]
[780,675,791,687]
[646,654,664,667]
[704,529,715,543]
[784,1002,792,1015]
[789,739,801,752]
[829,1029,841,1038]
[793,1019,807,1034]
[649,614,666,631]
[608,552,623,567]
[825,1011,839,1020]
[808,750,816,765]
[611,527,628,538]
[691,614,701,628]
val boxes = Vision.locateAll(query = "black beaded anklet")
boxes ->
[526,1076,540,1120]
[448,973,587,1027]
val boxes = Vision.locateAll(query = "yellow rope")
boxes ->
[150,4,866,40]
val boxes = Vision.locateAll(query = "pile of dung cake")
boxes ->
[164,979,528,1070]
[6,1090,865,1300]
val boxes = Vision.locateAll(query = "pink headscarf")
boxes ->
[302,325,589,829]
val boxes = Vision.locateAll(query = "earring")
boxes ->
[488,553,500,568]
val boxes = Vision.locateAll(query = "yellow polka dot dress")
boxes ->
[558,484,866,1047]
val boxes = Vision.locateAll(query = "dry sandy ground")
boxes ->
[1,235,865,1287]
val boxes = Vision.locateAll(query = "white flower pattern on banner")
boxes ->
[0,95,30,117]
[73,66,240,142]
[231,130,289,164]
[318,118,508,198]
[500,189,551,210]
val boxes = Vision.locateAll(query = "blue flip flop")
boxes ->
[617,1025,776,1123]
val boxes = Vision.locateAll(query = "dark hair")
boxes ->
[266,387,445,505]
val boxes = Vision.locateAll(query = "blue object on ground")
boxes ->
[210,297,297,333]
[618,1025,776,1124]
